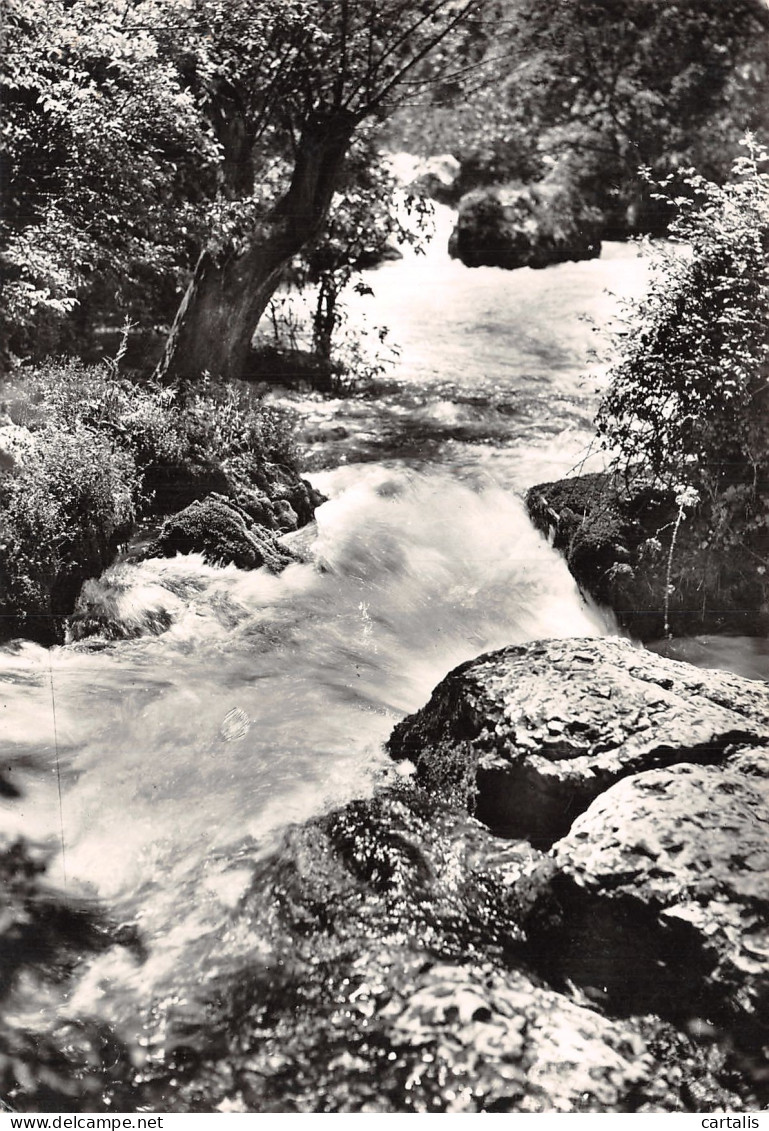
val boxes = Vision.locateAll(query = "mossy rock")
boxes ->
[525,472,769,640]
[136,785,745,1113]
[146,494,296,572]
[448,181,602,271]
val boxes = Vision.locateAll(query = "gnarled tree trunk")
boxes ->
[155,109,357,384]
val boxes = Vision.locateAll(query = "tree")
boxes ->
[0,0,218,364]
[153,0,485,385]
[511,0,769,228]
[294,137,431,369]
[1,0,483,376]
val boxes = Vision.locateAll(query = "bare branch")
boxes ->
[353,0,486,117]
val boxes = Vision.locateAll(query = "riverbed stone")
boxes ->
[521,758,769,1059]
[146,787,741,1113]
[228,453,326,530]
[146,494,297,572]
[386,637,769,842]
[448,182,602,270]
[525,471,769,639]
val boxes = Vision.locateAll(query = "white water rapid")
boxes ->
[2,207,651,1032]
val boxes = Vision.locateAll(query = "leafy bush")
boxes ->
[0,358,301,639]
[0,421,138,640]
[6,359,300,482]
[180,377,300,472]
[597,140,769,559]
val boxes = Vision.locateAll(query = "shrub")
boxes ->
[5,358,300,485]
[0,358,301,639]
[180,377,300,472]
[0,422,138,640]
[596,139,769,558]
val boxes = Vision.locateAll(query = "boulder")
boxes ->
[236,456,325,529]
[142,457,232,516]
[142,449,325,534]
[146,494,296,572]
[411,154,462,204]
[525,472,769,640]
[144,788,739,1113]
[521,757,769,1057]
[448,182,602,271]
[68,569,179,643]
[387,637,769,843]
[0,423,34,472]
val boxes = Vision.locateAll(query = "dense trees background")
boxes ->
[1,0,483,379]
[391,0,769,231]
[3,0,767,378]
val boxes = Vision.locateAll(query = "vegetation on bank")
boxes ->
[0,358,299,642]
[597,143,769,624]
[527,143,769,639]
[598,143,769,506]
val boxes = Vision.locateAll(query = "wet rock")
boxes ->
[68,571,178,642]
[145,788,738,1113]
[142,448,324,534]
[387,637,769,843]
[521,758,769,1061]
[525,472,769,640]
[448,182,602,271]
[146,494,297,572]
[142,457,232,515]
[240,457,325,529]
[409,154,462,205]
[0,826,139,1112]
[370,961,735,1113]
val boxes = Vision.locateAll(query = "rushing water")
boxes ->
[3,209,652,1036]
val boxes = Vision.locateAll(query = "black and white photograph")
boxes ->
[1,0,768,1115]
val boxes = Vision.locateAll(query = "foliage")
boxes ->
[8,357,299,479]
[0,419,138,638]
[1,0,218,361]
[0,355,300,639]
[596,140,769,563]
[180,376,300,471]
[299,137,433,364]
[525,0,769,231]
[389,0,769,232]
[2,0,485,373]
[255,136,428,391]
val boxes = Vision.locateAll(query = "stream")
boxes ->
[2,207,759,1053]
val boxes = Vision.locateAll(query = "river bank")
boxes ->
[3,221,766,1111]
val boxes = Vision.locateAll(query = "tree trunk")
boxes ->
[155,109,358,384]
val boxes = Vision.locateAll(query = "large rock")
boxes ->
[146,494,296,572]
[387,637,769,843]
[232,455,325,530]
[521,757,769,1059]
[526,472,769,640]
[448,182,602,271]
[139,788,739,1113]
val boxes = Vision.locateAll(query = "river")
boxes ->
[1,208,746,1057]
